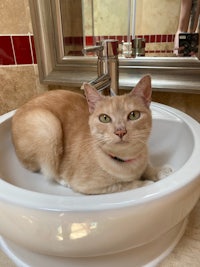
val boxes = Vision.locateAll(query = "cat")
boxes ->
[11,75,164,195]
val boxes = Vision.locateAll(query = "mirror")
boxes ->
[60,0,199,58]
[29,0,200,92]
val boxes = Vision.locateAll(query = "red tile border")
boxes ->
[116,36,123,43]
[144,35,150,43]
[0,36,15,65]
[150,35,156,43]
[123,36,128,42]
[156,35,162,42]
[0,34,175,66]
[85,34,175,45]
[12,36,32,65]
[0,34,37,66]
[63,36,83,46]
[167,34,174,42]
[85,36,94,46]
[161,35,167,43]
[146,50,173,54]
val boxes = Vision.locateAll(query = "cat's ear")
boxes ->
[130,75,152,107]
[83,83,104,113]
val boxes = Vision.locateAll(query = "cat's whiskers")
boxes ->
[68,127,151,154]
[128,130,151,146]
[131,129,151,138]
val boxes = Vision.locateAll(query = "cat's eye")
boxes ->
[99,114,112,123]
[128,111,141,121]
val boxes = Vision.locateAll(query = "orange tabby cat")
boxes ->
[12,75,160,194]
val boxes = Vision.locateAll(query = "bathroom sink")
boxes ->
[0,102,200,267]
[0,104,194,197]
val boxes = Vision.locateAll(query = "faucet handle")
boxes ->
[82,39,118,58]
[82,45,103,56]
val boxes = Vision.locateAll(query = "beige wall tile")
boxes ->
[136,0,181,35]
[61,0,83,37]
[0,0,32,34]
[83,0,181,36]
[0,65,47,115]
[93,0,130,36]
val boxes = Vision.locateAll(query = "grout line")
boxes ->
[10,36,17,65]
[0,33,34,36]
[28,34,34,64]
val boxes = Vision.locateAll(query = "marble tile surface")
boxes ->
[0,0,32,34]
[0,65,47,115]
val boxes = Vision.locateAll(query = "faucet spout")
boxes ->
[89,74,111,93]
[82,39,119,95]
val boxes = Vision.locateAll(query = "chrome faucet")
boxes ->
[82,39,119,95]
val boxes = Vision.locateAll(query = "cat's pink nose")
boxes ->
[115,128,127,139]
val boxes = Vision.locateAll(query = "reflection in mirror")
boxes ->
[135,0,180,57]
[82,0,132,49]
[60,0,84,56]
[82,0,181,57]
[61,0,199,58]
[174,0,200,57]
[134,0,199,58]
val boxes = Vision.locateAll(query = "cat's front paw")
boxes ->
[142,163,160,182]
[141,180,155,186]
[157,165,173,180]
[143,164,173,182]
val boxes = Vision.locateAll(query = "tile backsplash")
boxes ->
[1,0,200,125]
[85,34,175,55]
[0,34,36,65]
[0,33,174,66]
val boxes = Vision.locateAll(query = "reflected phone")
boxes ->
[179,33,199,56]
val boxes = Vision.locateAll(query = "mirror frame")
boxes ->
[29,0,200,93]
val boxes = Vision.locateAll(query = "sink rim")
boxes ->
[0,103,200,212]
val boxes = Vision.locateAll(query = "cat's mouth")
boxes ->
[115,139,129,144]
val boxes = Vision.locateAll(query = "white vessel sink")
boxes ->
[0,102,200,267]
